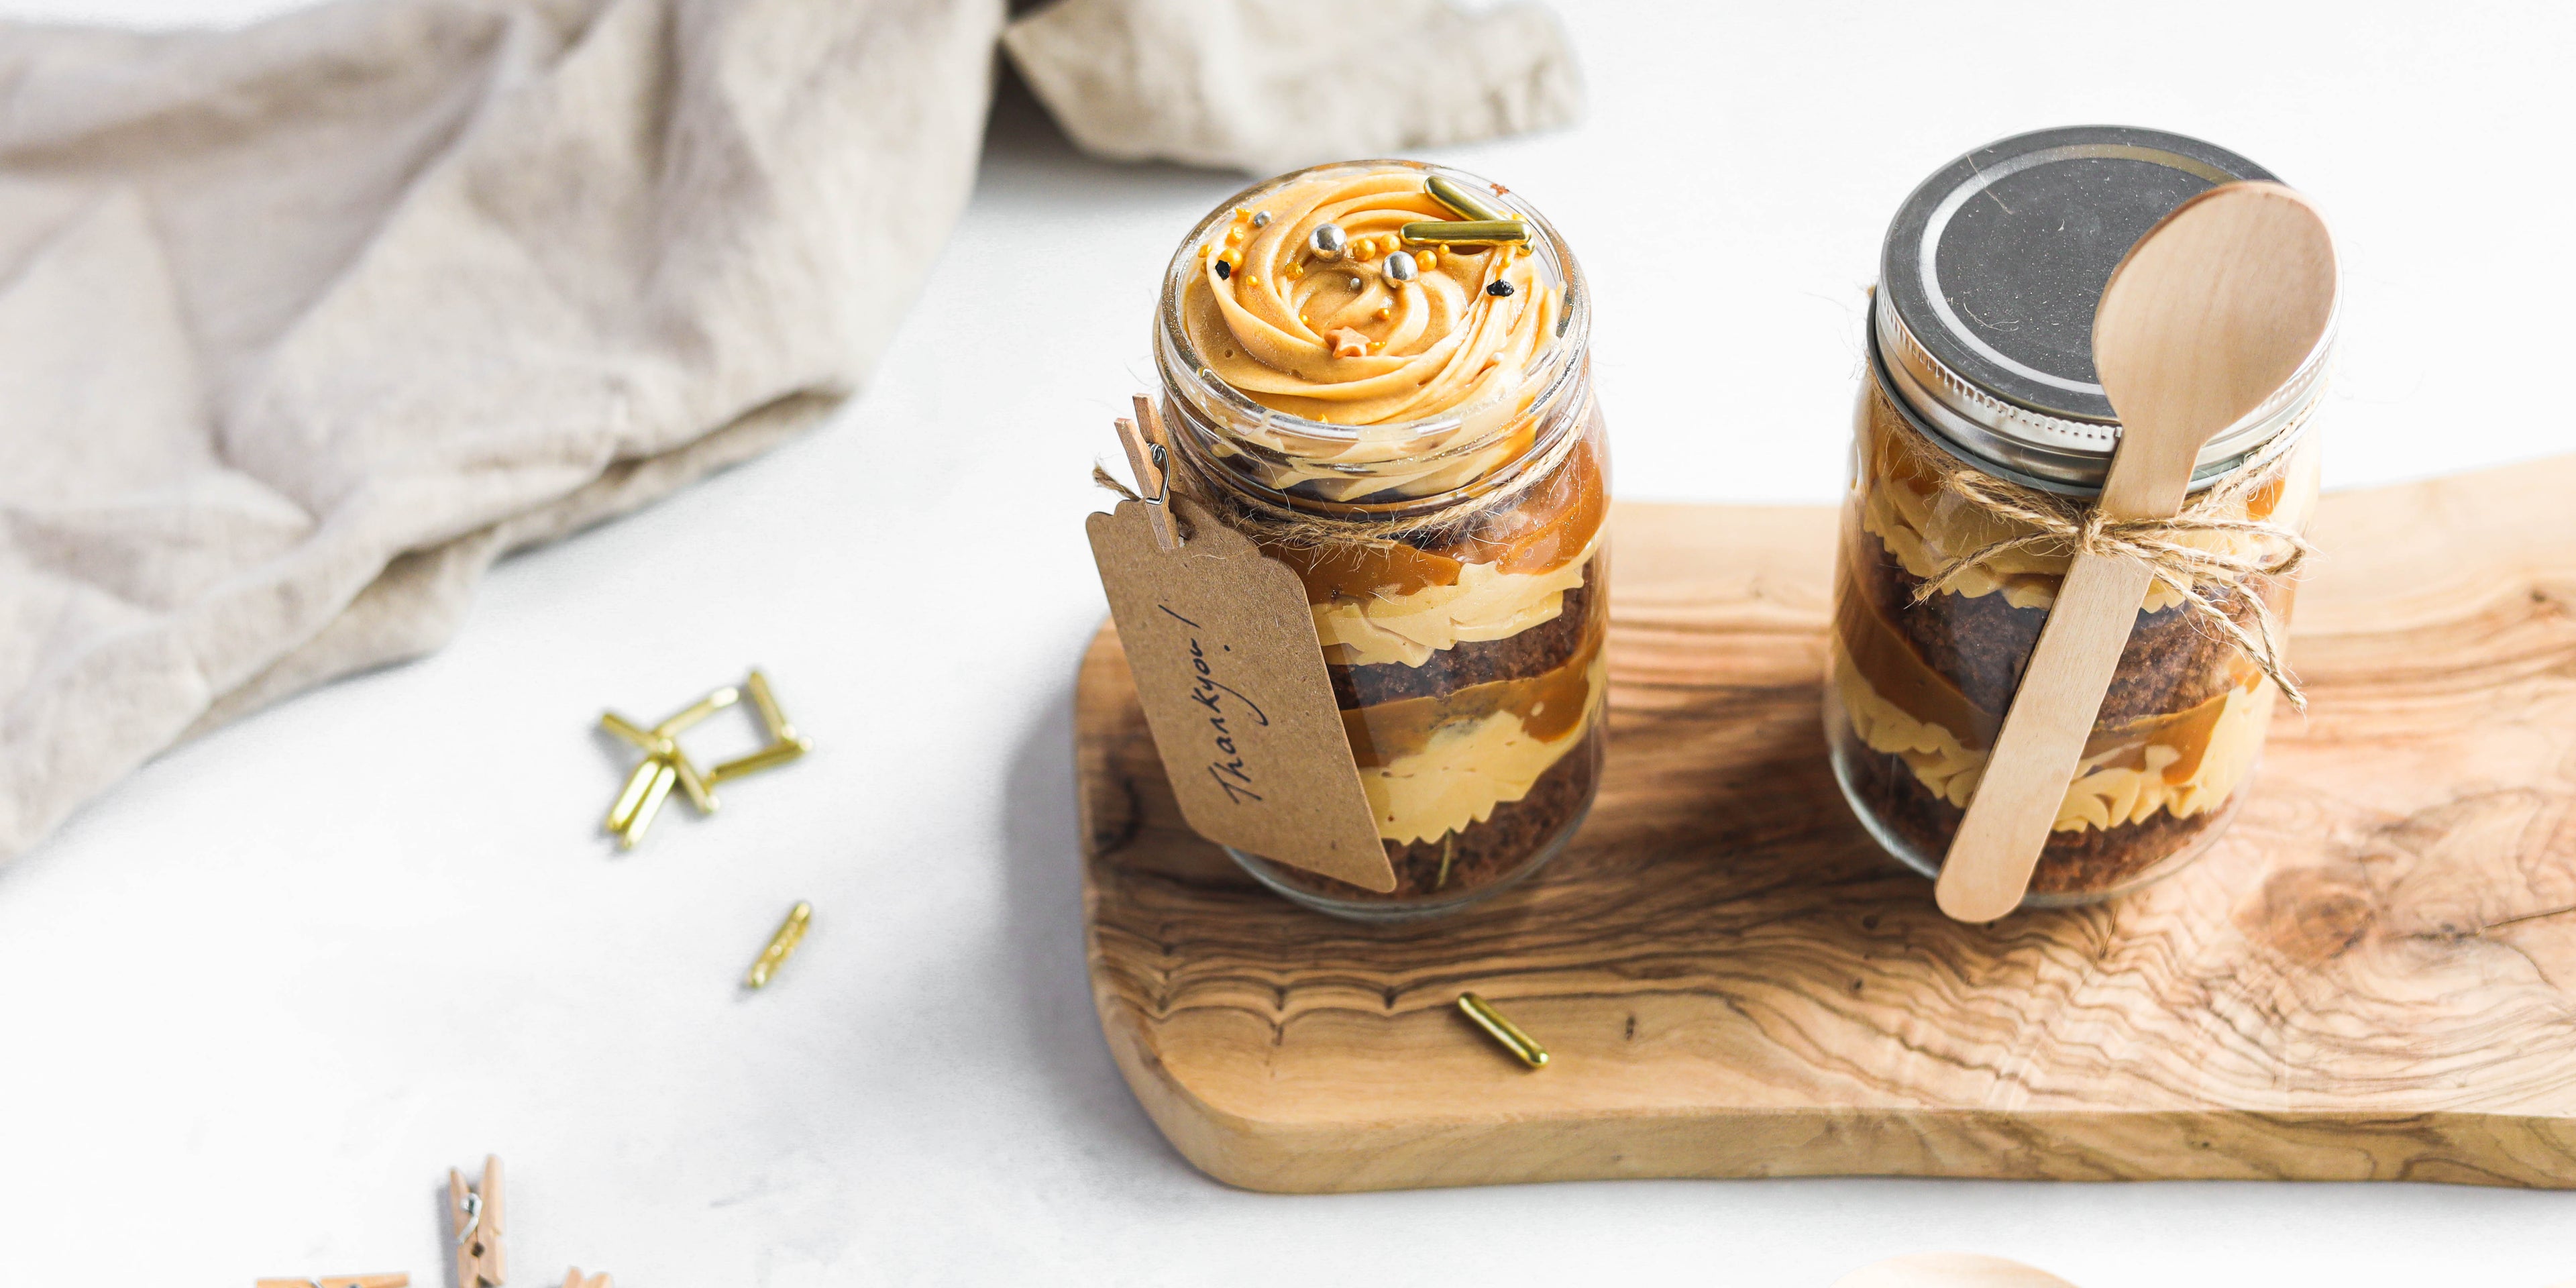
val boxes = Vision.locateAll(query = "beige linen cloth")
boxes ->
[0,0,1578,861]
[1002,0,1582,176]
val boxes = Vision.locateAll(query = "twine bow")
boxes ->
[1910,448,2315,711]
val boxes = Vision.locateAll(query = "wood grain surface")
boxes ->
[1075,457,2576,1193]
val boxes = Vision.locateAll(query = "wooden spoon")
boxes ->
[1933,180,2337,923]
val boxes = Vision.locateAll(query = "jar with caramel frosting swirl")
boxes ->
[1154,160,1605,920]
[1831,126,2331,906]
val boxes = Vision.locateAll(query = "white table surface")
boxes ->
[5,2,2572,1284]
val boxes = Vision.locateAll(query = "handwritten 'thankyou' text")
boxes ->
[1161,604,1270,804]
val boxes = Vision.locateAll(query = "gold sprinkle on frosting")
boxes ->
[1183,166,1560,425]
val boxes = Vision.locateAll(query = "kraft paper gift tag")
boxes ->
[1086,496,1393,891]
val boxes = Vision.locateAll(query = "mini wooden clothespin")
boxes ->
[448,1155,505,1288]
[255,1276,409,1287]
[1116,394,1181,552]
[563,1269,614,1288]
[600,669,812,847]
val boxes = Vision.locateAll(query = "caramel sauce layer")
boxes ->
[1263,435,1607,602]
[1340,615,1603,768]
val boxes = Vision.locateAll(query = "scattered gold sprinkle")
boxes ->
[1226,226,1243,244]
[1415,249,1436,271]
[1375,306,1392,321]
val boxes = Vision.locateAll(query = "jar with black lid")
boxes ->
[1829,126,2330,906]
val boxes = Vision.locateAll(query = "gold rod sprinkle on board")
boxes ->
[745,901,812,989]
[1399,220,1527,245]
[1425,174,1505,222]
[1457,992,1548,1069]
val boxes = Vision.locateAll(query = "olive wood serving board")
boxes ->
[1074,456,2576,1193]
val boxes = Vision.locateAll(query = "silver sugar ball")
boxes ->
[1251,211,1272,229]
[1348,275,1363,290]
[1309,222,1346,260]
[1384,252,1418,284]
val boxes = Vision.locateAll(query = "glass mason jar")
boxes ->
[1152,160,1605,921]
[1827,126,2331,906]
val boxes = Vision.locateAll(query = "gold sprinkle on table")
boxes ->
[598,669,810,847]
[745,901,812,990]
[1457,992,1549,1069]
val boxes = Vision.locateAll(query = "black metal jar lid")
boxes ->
[1873,125,2334,493]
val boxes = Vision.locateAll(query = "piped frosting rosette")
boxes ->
[1173,164,1568,504]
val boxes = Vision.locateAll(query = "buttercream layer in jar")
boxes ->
[1826,384,2313,900]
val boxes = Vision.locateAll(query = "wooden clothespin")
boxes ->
[448,1155,505,1288]
[1116,394,1181,552]
[255,1277,409,1287]
[563,1269,614,1288]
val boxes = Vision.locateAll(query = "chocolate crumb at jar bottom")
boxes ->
[1230,724,1603,910]
[1835,721,2243,900]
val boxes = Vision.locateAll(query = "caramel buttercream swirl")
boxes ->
[1183,168,1560,429]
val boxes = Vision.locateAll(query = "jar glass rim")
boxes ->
[1866,293,2327,498]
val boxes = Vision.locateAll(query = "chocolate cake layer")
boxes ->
[1328,559,1601,710]
[1848,518,2288,725]
[1254,724,1602,902]
[1842,737,2222,896]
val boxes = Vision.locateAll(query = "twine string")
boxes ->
[1904,429,2315,711]
[1090,462,1140,503]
